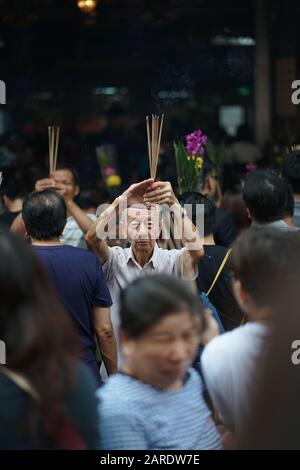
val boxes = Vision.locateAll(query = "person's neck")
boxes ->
[31,238,62,246]
[122,364,183,391]
[132,244,155,267]
[294,193,300,202]
[247,306,272,325]
[203,234,215,246]
[7,198,23,212]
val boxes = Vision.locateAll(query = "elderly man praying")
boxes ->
[85,178,204,373]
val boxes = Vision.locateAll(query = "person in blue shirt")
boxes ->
[22,189,116,386]
[97,274,222,450]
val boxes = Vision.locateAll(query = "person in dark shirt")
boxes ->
[22,189,117,385]
[243,170,291,230]
[0,231,100,449]
[0,178,27,228]
[180,192,244,330]
[201,159,236,247]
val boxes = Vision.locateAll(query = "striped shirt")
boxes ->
[96,368,222,450]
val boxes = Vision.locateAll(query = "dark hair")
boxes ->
[202,157,216,183]
[120,275,205,339]
[179,192,216,237]
[282,151,300,194]
[221,188,251,234]
[243,170,287,224]
[239,231,300,449]
[230,227,289,308]
[1,179,28,201]
[22,190,67,240]
[0,231,77,444]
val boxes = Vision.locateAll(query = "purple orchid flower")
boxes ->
[185,129,208,156]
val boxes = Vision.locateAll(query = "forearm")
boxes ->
[96,329,118,375]
[86,197,120,247]
[66,200,94,234]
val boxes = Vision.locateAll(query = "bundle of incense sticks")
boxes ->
[48,126,60,175]
[0,172,2,187]
[287,144,300,153]
[146,114,164,179]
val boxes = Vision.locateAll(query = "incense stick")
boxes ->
[0,172,2,187]
[146,114,164,180]
[48,126,60,175]
[155,114,164,178]
[53,127,60,173]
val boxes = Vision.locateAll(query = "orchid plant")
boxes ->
[174,129,208,193]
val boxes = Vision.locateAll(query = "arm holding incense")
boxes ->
[143,181,204,271]
[85,178,154,264]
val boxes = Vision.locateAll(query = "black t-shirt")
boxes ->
[0,211,21,228]
[0,361,100,450]
[196,245,244,331]
[214,207,236,248]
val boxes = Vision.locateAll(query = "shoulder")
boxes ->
[157,246,185,261]
[201,326,247,369]
[64,245,100,262]
[201,323,266,371]
[97,373,142,399]
[104,245,128,265]
[203,245,228,260]
[185,367,203,392]
[97,374,150,408]
[0,372,31,423]
[97,374,148,420]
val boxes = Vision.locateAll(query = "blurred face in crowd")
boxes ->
[50,169,79,201]
[203,171,218,199]
[121,310,200,390]
[120,205,161,254]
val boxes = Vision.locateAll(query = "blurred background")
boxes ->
[0,0,299,198]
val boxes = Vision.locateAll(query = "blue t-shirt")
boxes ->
[33,245,112,364]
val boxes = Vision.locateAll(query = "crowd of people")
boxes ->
[1,123,300,450]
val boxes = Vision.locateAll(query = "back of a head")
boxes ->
[282,151,300,195]
[1,178,28,202]
[222,188,251,234]
[202,157,216,184]
[120,275,205,339]
[230,227,290,308]
[243,170,287,224]
[22,189,67,240]
[179,192,216,237]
